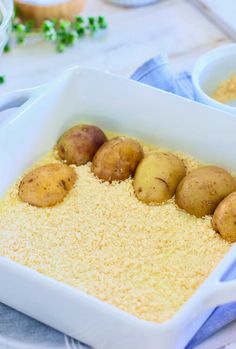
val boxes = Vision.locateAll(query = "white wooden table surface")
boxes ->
[1,0,236,348]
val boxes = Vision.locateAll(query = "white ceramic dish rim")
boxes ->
[192,43,236,114]
[1,67,236,349]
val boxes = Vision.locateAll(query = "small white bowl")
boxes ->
[0,0,13,54]
[192,44,236,114]
[106,0,159,7]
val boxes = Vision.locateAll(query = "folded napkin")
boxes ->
[1,56,236,349]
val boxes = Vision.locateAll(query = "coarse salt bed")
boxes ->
[0,141,230,323]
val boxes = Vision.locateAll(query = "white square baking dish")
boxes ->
[1,67,236,349]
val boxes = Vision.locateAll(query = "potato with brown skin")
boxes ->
[57,124,107,166]
[176,166,236,217]
[133,152,186,204]
[212,192,236,243]
[92,137,144,182]
[19,163,77,207]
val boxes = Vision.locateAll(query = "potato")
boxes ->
[212,192,236,242]
[176,166,236,217]
[19,163,77,207]
[57,124,107,166]
[92,137,144,181]
[133,152,186,204]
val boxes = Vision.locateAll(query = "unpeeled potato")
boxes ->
[176,166,236,217]
[133,152,186,204]
[92,137,144,182]
[57,124,107,166]
[212,192,236,243]
[19,163,77,207]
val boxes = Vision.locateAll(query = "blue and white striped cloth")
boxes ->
[131,55,195,99]
[1,56,236,349]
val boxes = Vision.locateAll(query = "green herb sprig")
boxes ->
[42,16,108,53]
[0,76,5,84]
[12,18,35,44]
[5,13,108,53]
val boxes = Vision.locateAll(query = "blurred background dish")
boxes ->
[105,0,159,7]
[0,0,13,55]
[14,0,86,26]
[192,44,236,114]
